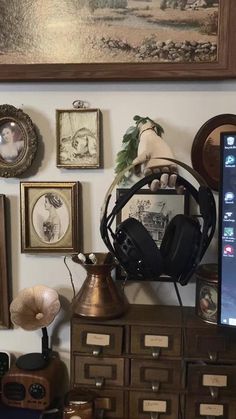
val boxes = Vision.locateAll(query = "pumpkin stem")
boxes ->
[36,312,44,320]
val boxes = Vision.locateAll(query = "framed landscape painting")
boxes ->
[0,0,235,81]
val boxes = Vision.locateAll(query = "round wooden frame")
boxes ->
[0,104,38,177]
[191,114,236,191]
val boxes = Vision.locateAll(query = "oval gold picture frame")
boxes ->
[191,114,236,191]
[0,104,38,177]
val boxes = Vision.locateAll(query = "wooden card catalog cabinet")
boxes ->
[71,305,236,419]
[129,392,179,419]
[184,307,236,419]
[187,364,236,398]
[71,323,123,356]
[186,395,236,419]
[131,325,182,358]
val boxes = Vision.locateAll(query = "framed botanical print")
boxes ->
[20,182,81,253]
[56,108,102,169]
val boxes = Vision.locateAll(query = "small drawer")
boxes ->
[131,325,182,358]
[185,394,236,419]
[131,359,182,392]
[72,355,125,388]
[187,364,236,398]
[94,389,125,418]
[185,327,236,362]
[129,391,179,419]
[71,322,123,356]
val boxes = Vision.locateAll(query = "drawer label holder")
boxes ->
[144,335,169,348]
[200,403,224,416]
[86,333,110,346]
[143,400,167,413]
[202,374,227,388]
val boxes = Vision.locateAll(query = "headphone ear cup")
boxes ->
[160,214,202,278]
[114,217,163,278]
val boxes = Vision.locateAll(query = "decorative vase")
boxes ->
[71,252,129,319]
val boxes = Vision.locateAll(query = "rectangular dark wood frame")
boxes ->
[0,1,235,81]
[0,195,10,329]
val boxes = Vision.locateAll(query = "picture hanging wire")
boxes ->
[72,100,90,109]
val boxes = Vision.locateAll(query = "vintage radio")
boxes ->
[1,357,65,410]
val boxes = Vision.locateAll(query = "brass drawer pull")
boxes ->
[151,381,160,393]
[209,386,218,400]
[208,352,217,362]
[95,377,104,388]
[92,347,102,356]
[150,413,159,419]
[152,347,161,359]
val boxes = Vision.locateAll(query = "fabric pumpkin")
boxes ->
[10,285,60,331]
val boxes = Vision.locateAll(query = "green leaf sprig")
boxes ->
[115,115,164,182]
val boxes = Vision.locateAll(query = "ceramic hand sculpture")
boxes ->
[133,118,178,192]
[115,115,177,191]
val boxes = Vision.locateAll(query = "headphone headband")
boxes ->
[100,157,216,286]
[101,157,208,220]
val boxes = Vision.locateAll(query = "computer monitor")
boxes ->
[218,131,236,326]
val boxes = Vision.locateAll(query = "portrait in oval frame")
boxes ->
[32,192,70,245]
[0,104,38,177]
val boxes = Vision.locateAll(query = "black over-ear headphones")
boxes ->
[100,157,216,286]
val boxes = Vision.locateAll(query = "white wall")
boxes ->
[0,80,235,372]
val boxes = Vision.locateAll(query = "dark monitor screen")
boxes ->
[219,131,236,326]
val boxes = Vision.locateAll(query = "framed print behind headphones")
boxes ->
[100,157,216,286]
[116,186,189,249]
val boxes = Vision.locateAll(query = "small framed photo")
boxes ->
[116,188,189,280]
[56,108,102,169]
[20,182,81,253]
[0,104,38,178]
[0,195,10,328]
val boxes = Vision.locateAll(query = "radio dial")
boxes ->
[29,383,46,399]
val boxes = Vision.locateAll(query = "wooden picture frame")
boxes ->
[191,113,236,191]
[0,1,235,81]
[0,104,38,178]
[20,182,81,253]
[116,187,189,280]
[56,109,102,169]
[0,195,10,329]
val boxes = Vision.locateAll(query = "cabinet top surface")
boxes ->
[72,304,229,331]
[72,304,217,328]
